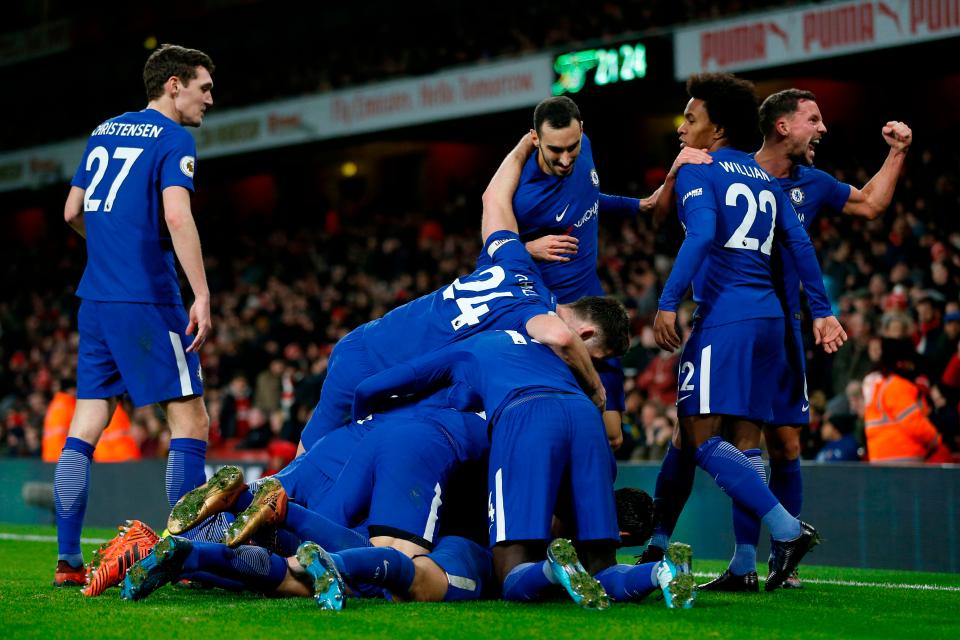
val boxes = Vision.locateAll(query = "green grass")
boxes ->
[3,523,959,640]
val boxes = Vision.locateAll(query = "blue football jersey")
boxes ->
[513,134,603,303]
[70,109,197,304]
[354,329,587,427]
[774,165,851,317]
[660,147,832,327]
[361,230,555,368]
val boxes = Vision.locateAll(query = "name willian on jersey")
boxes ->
[91,122,164,138]
[717,160,769,181]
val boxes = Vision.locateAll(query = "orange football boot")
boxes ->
[82,519,160,596]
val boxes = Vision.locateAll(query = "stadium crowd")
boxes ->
[3,139,959,464]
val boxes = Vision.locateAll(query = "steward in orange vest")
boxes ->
[43,390,141,462]
[863,339,951,464]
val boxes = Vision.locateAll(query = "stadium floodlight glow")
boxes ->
[552,43,647,95]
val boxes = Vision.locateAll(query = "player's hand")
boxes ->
[591,385,607,413]
[882,121,912,152]
[668,146,713,178]
[654,310,682,352]
[185,293,211,352]
[526,235,578,262]
[812,316,847,354]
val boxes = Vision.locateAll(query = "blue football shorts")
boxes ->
[770,316,809,426]
[76,299,203,407]
[487,393,618,546]
[675,317,784,423]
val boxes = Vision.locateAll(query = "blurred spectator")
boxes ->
[254,358,285,414]
[863,338,952,464]
[816,413,861,462]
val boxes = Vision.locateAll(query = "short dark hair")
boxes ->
[533,96,581,135]
[615,487,654,548]
[880,337,917,378]
[759,89,817,137]
[569,296,630,357]
[686,73,759,152]
[143,44,215,101]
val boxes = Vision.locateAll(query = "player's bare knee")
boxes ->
[67,398,117,444]
[164,396,210,439]
[406,556,449,602]
[765,425,801,461]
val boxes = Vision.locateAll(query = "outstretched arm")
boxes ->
[481,134,535,243]
[352,351,458,421]
[842,121,912,219]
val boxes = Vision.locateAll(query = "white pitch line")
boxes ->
[2,533,957,593]
[0,533,109,544]
[693,571,960,592]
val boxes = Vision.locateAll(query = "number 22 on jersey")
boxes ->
[83,145,143,212]
[722,183,777,255]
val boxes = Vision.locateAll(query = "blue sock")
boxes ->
[695,437,779,523]
[180,570,246,591]
[501,561,558,602]
[651,444,696,547]
[729,448,765,575]
[180,513,233,542]
[183,541,288,592]
[769,458,803,517]
[594,563,658,602]
[166,438,208,507]
[55,437,95,563]
[761,504,801,542]
[332,547,416,596]
[285,503,371,551]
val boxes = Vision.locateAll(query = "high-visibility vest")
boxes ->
[42,393,141,462]
[42,391,75,462]
[93,404,140,462]
[864,374,943,463]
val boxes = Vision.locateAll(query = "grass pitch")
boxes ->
[2,523,958,640]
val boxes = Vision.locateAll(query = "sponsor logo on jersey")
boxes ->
[179,155,195,178]
[790,187,805,204]
[682,187,703,205]
[573,200,599,229]
[486,237,516,258]
[590,168,599,187]
[555,204,570,222]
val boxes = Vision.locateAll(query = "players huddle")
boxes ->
[54,43,911,609]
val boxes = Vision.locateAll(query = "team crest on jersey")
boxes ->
[180,155,196,178]
[590,168,599,187]
[790,187,805,204]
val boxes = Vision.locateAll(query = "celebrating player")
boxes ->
[650,73,847,591]
[702,90,913,591]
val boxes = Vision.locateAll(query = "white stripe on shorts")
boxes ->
[495,468,506,543]
[168,331,194,396]
[423,482,443,544]
[699,344,711,414]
